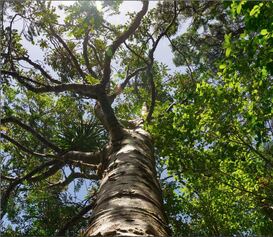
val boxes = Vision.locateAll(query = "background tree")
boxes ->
[1,0,178,236]
[150,1,273,235]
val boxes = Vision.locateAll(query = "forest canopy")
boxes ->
[1,0,273,236]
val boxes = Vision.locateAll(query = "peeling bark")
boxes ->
[85,128,170,236]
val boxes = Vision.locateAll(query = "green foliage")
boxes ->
[2,0,273,236]
[55,115,107,152]
[149,0,273,235]
[1,87,102,234]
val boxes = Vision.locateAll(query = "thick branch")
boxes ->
[62,149,107,165]
[68,160,98,170]
[0,121,101,215]
[1,69,46,86]
[1,116,61,152]
[146,66,156,123]
[95,67,146,137]
[95,92,124,141]
[1,130,107,168]
[1,70,99,98]
[101,0,148,87]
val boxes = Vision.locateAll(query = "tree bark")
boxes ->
[85,128,170,236]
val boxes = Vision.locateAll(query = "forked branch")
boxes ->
[101,0,149,87]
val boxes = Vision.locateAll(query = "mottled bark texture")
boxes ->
[85,128,170,236]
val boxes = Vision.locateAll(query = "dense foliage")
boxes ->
[1,0,272,236]
[150,1,273,235]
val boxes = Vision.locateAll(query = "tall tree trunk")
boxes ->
[85,128,170,236]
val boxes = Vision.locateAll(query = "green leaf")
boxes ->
[106,47,113,57]
[260,29,268,35]
[219,64,226,69]
[224,33,231,47]
[236,3,242,14]
[249,5,261,17]
[85,75,100,84]
[226,47,231,57]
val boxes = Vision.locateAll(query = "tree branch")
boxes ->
[123,41,149,64]
[88,42,103,70]
[147,32,155,45]
[1,70,99,98]
[1,128,107,168]
[83,30,98,79]
[0,175,17,181]
[107,66,147,105]
[62,148,107,165]
[101,0,148,87]
[49,172,98,188]
[0,0,5,33]
[6,13,20,62]
[94,1,149,139]
[56,201,94,236]
[146,1,177,122]
[1,159,56,219]
[1,68,46,86]
[1,133,56,158]
[149,1,177,59]
[49,26,87,80]
[120,66,147,91]
[146,65,156,123]
[28,162,64,182]
[166,34,194,82]
[1,116,61,152]
[12,54,61,84]
[236,135,273,166]
[95,93,124,141]
[68,160,98,170]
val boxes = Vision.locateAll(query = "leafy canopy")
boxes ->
[1,0,273,236]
